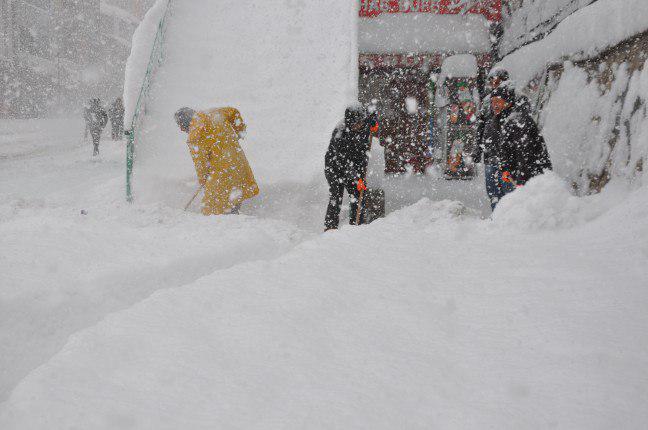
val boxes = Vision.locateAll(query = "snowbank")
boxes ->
[2,186,647,429]
[492,172,598,230]
[122,0,169,129]
[440,54,478,78]
[499,0,648,87]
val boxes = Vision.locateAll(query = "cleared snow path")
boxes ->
[3,0,646,425]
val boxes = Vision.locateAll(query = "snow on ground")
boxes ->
[1,174,647,429]
[1,0,648,427]
[0,116,490,403]
[132,0,354,211]
[0,118,309,402]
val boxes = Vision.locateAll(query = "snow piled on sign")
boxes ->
[499,0,648,87]
[359,13,490,54]
[130,0,354,207]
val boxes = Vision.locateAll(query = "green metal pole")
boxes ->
[126,130,134,202]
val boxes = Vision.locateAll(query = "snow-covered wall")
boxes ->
[122,0,169,129]
[497,0,648,192]
[542,60,648,191]
[500,0,596,57]
[500,0,648,87]
[130,0,354,207]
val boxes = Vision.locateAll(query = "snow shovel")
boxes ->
[354,129,379,225]
[184,185,204,211]
[355,178,367,225]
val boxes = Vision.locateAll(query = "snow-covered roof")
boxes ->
[440,54,478,77]
[500,0,597,56]
[359,13,491,54]
[498,0,648,87]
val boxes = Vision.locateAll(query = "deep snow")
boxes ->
[1,0,648,428]
[499,0,648,87]
[1,172,647,428]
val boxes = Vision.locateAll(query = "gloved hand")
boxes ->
[501,171,513,183]
[357,178,367,192]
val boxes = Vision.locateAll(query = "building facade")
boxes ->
[358,0,502,174]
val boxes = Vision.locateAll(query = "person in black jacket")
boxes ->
[84,98,108,156]
[473,68,510,210]
[491,85,552,187]
[473,68,536,210]
[324,104,378,231]
[108,97,125,140]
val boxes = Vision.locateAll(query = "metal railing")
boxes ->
[125,0,173,202]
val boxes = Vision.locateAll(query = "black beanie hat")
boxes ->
[174,107,195,130]
[344,104,366,126]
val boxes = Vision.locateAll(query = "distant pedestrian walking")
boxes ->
[108,97,125,140]
[84,98,108,156]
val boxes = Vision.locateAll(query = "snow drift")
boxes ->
[1,182,647,429]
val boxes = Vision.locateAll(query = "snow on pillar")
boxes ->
[346,0,359,104]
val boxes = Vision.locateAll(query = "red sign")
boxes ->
[359,0,501,22]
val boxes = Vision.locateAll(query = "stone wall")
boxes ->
[537,31,648,192]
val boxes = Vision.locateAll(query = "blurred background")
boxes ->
[0,0,154,117]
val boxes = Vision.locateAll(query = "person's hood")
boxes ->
[344,104,366,126]
[491,83,516,105]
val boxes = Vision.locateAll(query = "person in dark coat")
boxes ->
[84,98,108,156]
[473,68,513,210]
[491,85,552,187]
[324,104,378,230]
[108,97,125,140]
[472,68,534,210]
